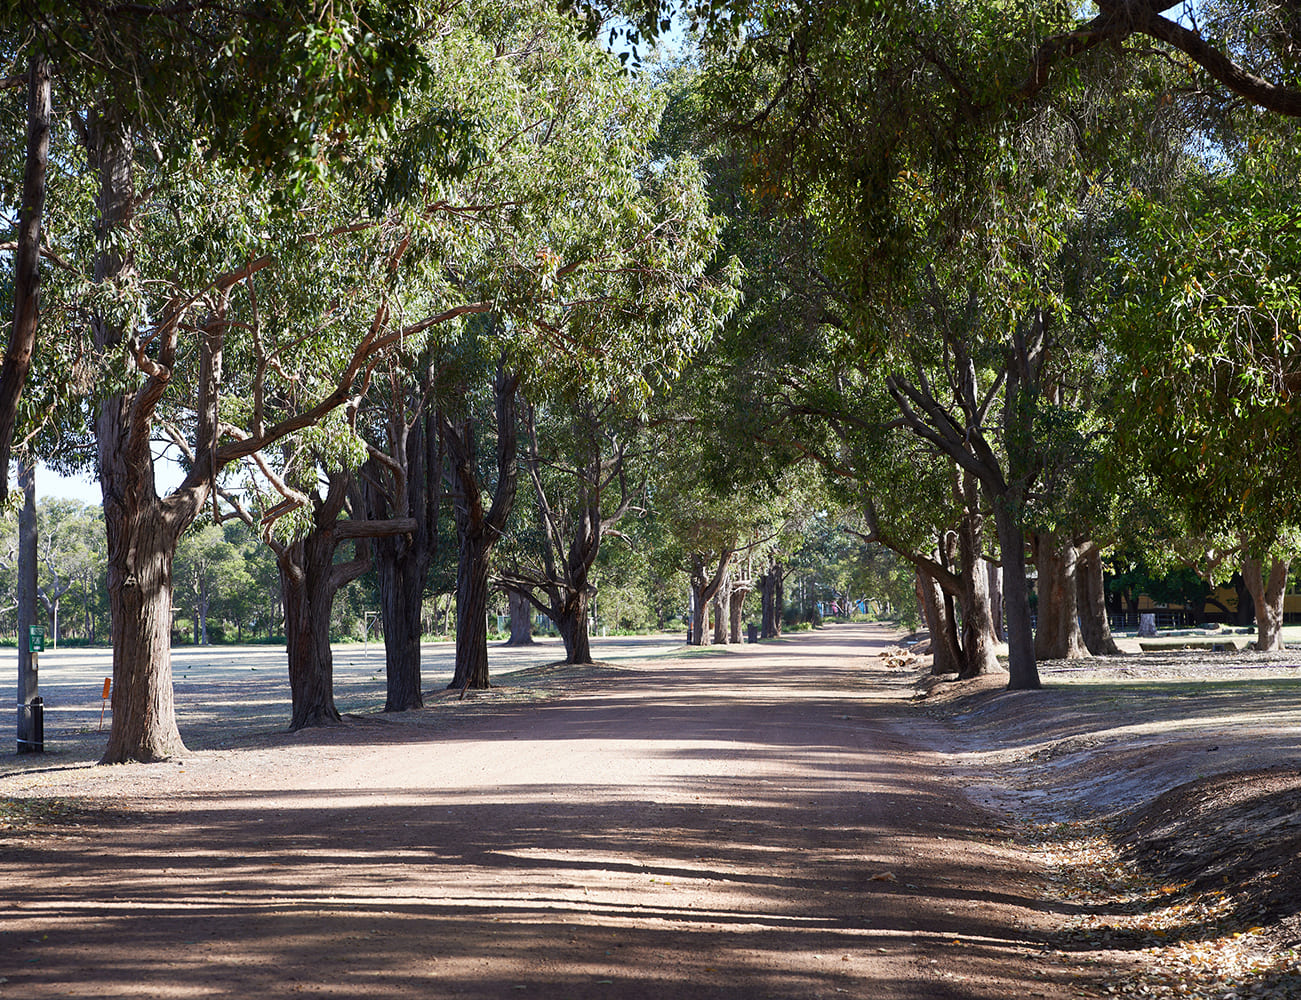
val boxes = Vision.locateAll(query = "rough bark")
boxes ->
[0,55,50,508]
[279,538,344,730]
[1076,542,1121,655]
[917,567,960,675]
[1033,531,1088,660]
[728,583,750,644]
[442,363,519,690]
[505,587,535,646]
[555,588,593,664]
[1243,556,1289,652]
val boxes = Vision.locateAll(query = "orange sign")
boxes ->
[101,678,111,699]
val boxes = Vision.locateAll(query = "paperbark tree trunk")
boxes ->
[1244,556,1289,652]
[1076,542,1121,655]
[1033,531,1088,661]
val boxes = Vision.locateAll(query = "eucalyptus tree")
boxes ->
[0,1,429,509]
[500,397,652,664]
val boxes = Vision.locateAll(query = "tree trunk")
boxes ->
[101,503,188,762]
[728,585,748,644]
[993,503,1040,689]
[505,587,534,646]
[556,588,593,664]
[1033,531,1088,661]
[451,527,492,689]
[759,562,785,639]
[279,534,344,730]
[1076,542,1121,655]
[93,111,193,763]
[956,479,1001,678]
[376,545,426,710]
[712,573,730,644]
[16,458,38,752]
[986,559,1005,642]
[442,365,519,690]
[1233,573,1255,627]
[1244,556,1288,652]
[689,550,732,646]
[917,567,961,675]
[0,55,51,508]
[759,570,777,639]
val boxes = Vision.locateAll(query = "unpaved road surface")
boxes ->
[0,625,1089,999]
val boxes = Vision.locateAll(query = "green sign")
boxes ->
[28,626,44,653]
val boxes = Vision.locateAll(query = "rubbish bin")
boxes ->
[746,623,759,643]
[17,697,43,754]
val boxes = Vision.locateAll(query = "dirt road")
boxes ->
[1,625,1090,999]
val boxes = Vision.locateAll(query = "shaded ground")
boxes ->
[0,626,1093,999]
[897,636,1301,1000]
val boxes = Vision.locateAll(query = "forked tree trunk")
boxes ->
[689,550,733,647]
[1244,556,1289,652]
[917,567,961,675]
[1076,542,1121,655]
[728,585,749,644]
[556,589,593,664]
[279,534,344,730]
[1033,531,1088,661]
[505,587,534,646]
[94,109,196,763]
[759,562,784,639]
[442,365,519,691]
